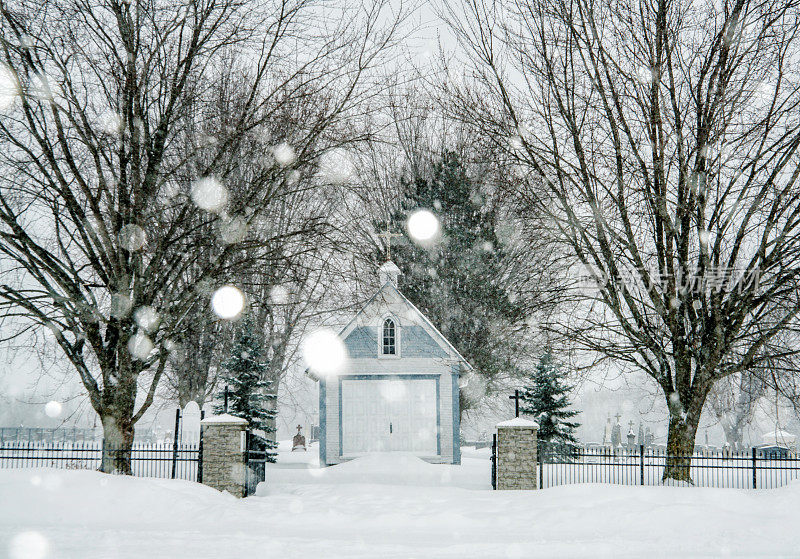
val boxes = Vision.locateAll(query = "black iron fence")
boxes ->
[0,441,200,481]
[244,431,267,496]
[536,444,800,489]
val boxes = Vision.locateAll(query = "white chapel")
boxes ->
[311,261,472,466]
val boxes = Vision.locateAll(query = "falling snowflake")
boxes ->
[636,66,653,84]
[302,329,347,376]
[269,285,290,305]
[134,306,159,333]
[316,148,354,184]
[191,177,228,213]
[272,142,297,167]
[119,224,146,252]
[29,72,60,101]
[0,64,18,110]
[218,215,248,244]
[128,332,154,361]
[8,531,49,559]
[407,209,440,245]
[211,285,245,320]
[44,400,62,418]
[110,293,133,319]
[98,111,123,136]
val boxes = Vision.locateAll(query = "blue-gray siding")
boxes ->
[343,326,376,358]
[402,326,448,358]
[342,325,447,358]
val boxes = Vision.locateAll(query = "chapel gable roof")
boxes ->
[307,279,473,381]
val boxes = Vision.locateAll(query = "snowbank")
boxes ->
[2,448,799,558]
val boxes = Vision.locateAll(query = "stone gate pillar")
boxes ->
[496,417,539,490]
[200,414,249,497]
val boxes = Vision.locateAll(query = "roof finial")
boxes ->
[378,260,402,287]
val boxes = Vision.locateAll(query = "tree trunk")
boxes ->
[663,413,701,483]
[722,422,744,451]
[100,414,135,475]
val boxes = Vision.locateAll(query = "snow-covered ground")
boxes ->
[2,442,799,558]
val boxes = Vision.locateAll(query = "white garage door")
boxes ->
[341,378,438,456]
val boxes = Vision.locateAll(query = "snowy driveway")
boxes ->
[1,445,798,558]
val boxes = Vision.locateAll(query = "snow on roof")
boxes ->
[378,260,402,275]
[200,413,249,426]
[496,417,539,428]
[762,429,796,444]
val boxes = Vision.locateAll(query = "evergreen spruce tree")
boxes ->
[382,151,526,412]
[214,318,278,462]
[520,352,580,455]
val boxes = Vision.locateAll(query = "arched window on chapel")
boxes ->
[382,318,396,355]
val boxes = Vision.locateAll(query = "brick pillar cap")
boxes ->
[200,413,249,426]
[497,417,539,429]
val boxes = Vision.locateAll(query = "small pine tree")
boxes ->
[214,318,278,462]
[520,352,580,455]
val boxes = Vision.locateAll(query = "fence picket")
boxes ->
[528,443,799,490]
[0,440,200,481]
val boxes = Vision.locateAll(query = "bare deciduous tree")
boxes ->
[0,0,401,472]
[706,373,763,450]
[442,0,800,480]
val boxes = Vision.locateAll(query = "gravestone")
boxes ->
[495,417,539,490]
[627,421,636,450]
[610,413,622,447]
[182,401,202,443]
[292,425,307,451]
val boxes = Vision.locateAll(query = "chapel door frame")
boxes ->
[338,374,441,459]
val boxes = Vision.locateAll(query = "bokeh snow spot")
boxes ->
[44,400,62,418]
[407,209,440,245]
[110,293,133,319]
[9,531,49,559]
[0,64,19,109]
[316,148,355,184]
[219,215,248,244]
[119,224,146,252]
[134,306,159,333]
[272,142,297,167]
[302,329,347,376]
[128,332,154,361]
[269,285,289,305]
[191,177,228,213]
[211,285,245,320]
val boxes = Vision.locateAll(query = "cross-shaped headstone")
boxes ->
[509,390,523,418]
[377,224,403,260]
[628,420,635,430]
[614,412,622,424]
